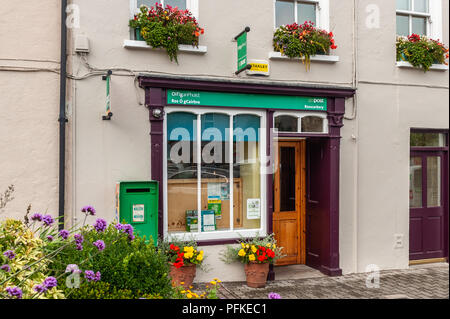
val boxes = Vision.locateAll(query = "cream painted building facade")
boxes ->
[0,1,63,221]
[1,0,448,283]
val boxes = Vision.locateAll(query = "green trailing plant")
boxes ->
[273,21,337,70]
[129,3,204,63]
[397,34,449,72]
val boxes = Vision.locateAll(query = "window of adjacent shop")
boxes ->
[410,132,446,147]
[164,108,266,241]
[274,0,329,30]
[273,112,328,134]
[396,0,442,39]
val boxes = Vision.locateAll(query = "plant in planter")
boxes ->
[129,3,205,63]
[396,34,449,72]
[273,21,337,70]
[222,234,283,288]
[164,242,204,289]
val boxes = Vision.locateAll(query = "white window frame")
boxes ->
[273,0,329,31]
[273,111,329,134]
[163,107,267,242]
[396,0,442,39]
[130,0,199,19]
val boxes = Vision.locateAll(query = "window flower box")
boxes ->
[128,3,205,63]
[123,39,207,54]
[396,34,449,72]
[134,27,144,41]
[272,21,337,70]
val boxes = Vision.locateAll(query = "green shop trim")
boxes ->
[167,90,328,111]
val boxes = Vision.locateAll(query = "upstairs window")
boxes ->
[396,0,442,39]
[275,0,329,30]
[137,0,186,10]
[396,0,430,36]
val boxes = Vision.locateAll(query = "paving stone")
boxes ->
[214,264,449,299]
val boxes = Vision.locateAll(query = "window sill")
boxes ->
[123,40,207,54]
[269,51,339,63]
[396,61,449,71]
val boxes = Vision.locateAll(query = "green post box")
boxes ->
[117,181,159,244]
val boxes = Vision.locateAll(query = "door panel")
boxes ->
[273,140,305,266]
[409,152,446,260]
[305,139,323,268]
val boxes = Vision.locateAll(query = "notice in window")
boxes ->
[247,199,261,220]
[132,204,145,223]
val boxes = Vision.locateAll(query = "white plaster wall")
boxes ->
[195,245,247,283]
[0,0,61,221]
[350,0,449,274]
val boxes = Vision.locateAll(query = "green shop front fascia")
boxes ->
[166,90,328,111]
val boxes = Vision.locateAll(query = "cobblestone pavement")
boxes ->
[213,264,449,299]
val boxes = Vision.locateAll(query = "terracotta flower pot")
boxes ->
[244,262,270,288]
[169,263,196,289]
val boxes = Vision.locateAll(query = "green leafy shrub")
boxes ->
[129,3,204,62]
[273,21,337,70]
[397,34,449,71]
[61,281,163,299]
[49,222,174,299]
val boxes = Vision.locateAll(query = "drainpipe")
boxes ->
[58,0,68,230]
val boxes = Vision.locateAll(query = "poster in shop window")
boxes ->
[247,199,261,220]
[208,197,222,220]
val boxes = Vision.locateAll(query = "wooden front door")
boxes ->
[273,140,306,265]
[409,151,447,261]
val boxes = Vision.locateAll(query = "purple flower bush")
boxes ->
[84,270,101,283]
[81,205,96,216]
[42,215,54,226]
[5,286,23,299]
[93,219,107,233]
[1,264,11,272]
[93,240,105,251]
[3,250,15,260]
[43,276,58,289]
[31,213,43,222]
[59,229,69,240]
[268,292,281,299]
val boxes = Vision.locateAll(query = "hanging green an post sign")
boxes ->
[235,27,251,75]
[102,70,113,120]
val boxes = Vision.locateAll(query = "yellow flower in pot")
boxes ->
[222,233,284,288]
